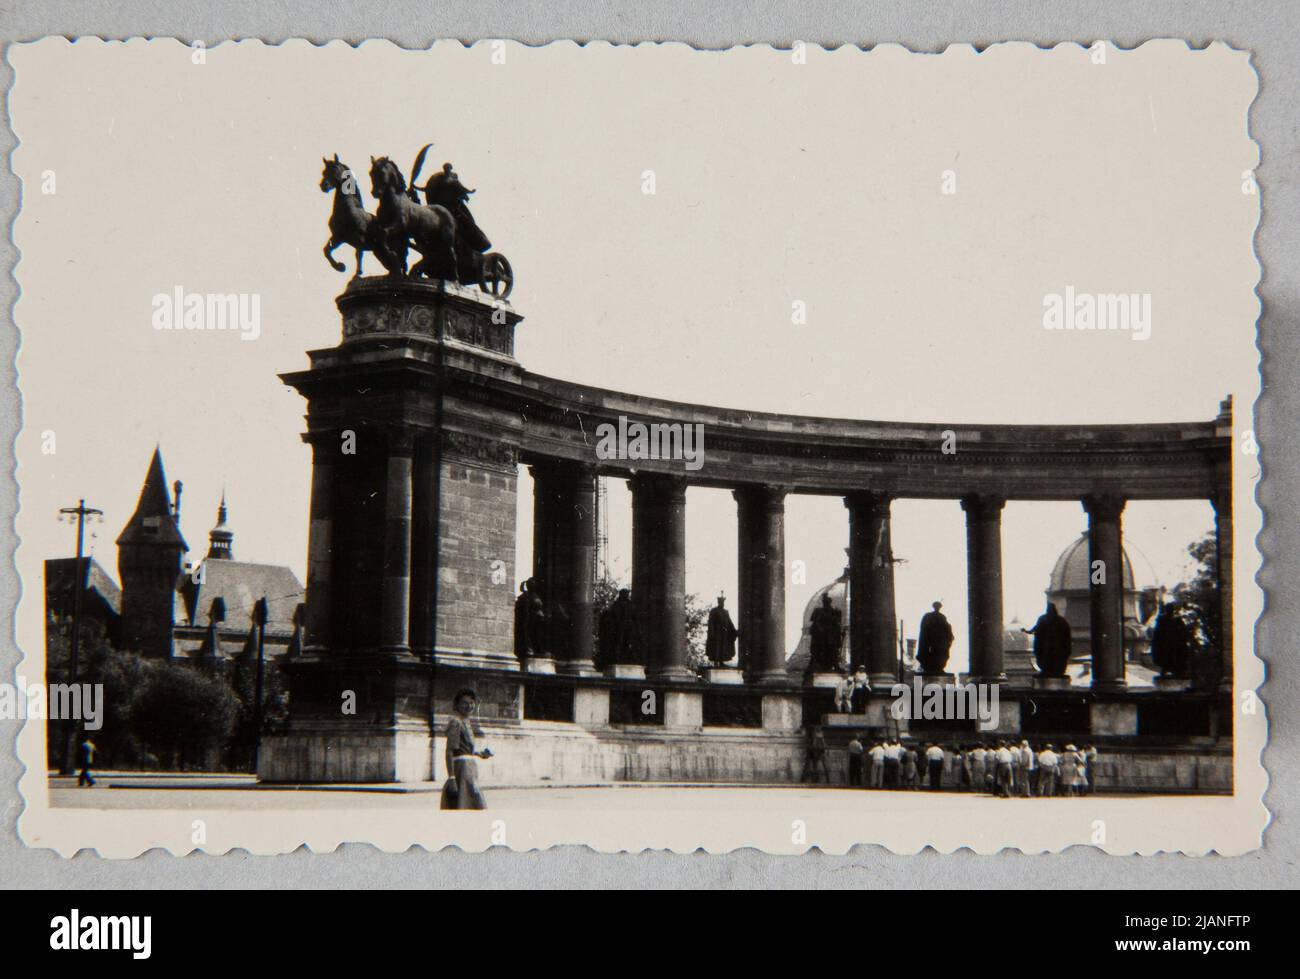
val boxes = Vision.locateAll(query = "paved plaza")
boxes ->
[47,773,1158,812]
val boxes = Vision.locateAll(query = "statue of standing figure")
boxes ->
[916,601,955,675]
[513,578,548,660]
[1024,602,1072,677]
[808,593,844,674]
[1150,603,1192,679]
[704,594,739,667]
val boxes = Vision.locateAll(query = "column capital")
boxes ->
[1082,493,1126,521]
[844,490,893,517]
[629,471,686,498]
[385,427,416,456]
[734,483,787,509]
[960,493,1006,518]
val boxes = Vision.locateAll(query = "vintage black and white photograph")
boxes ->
[9,37,1264,856]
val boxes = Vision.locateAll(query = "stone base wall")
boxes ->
[261,728,433,783]
[437,721,805,786]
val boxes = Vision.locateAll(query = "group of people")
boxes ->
[819,734,1099,796]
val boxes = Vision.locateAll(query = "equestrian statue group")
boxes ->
[320,144,514,299]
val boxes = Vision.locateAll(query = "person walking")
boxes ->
[443,688,493,810]
[926,743,945,790]
[77,737,96,788]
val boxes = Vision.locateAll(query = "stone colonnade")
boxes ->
[512,466,1235,690]
[302,438,1233,690]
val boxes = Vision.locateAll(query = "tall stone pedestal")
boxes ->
[259,655,434,783]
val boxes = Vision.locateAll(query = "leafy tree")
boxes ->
[1168,531,1223,688]
[683,592,710,674]
[130,663,239,771]
[45,624,151,769]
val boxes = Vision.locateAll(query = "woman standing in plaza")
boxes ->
[443,688,493,810]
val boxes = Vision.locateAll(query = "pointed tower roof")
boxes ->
[207,491,234,560]
[116,447,188,549]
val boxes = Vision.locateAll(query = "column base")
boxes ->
[605,663,646,680]
[868,672,899,689]
[522,656,556,675]
[751,670,795,687]
[650,666,697,682]
[1091,677,1128,692]
[805,671,843,689]
[704,666,744,685]
[556,659,601,677]
[1033,675,1072,690]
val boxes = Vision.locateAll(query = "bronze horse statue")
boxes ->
[320,154,393,276]
[368,156,459,280]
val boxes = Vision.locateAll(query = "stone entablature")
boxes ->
[503,374,1228,500]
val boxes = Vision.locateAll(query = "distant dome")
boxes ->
[786,570,848,676]
[1048,531,1138,594]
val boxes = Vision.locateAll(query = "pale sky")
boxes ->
[11,39,1259,670]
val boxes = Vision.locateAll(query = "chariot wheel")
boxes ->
[481,252,514,300]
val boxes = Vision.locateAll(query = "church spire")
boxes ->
[207,490,234,560]
[116,446,187,550]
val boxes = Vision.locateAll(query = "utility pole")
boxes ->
[251,597,268,774]
[58,499,103,775]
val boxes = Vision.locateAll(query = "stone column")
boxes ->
[379,430,415,655]
[1212,482,1233,692]
[734,488,757,674]
[736,485,788,684]
[962,494,1007,683]
[1083,494,1126,690]
[408,433,438,657]
[563,464,598,674]
[846,492,897,687]
[529,463,556,656]
[632,474,690,680]
[303,435,335,654]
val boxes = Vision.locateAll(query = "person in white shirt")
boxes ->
[1018,740,1035,797]
[925,743,946,790]
[1037,745,1060,797]
[883,740,902,789]
[835,673,854,713]
[970,745,987,793]
[868,742,885,788]
[994,743,1014,797]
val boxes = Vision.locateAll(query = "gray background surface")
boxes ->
[0,1,1293,888]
